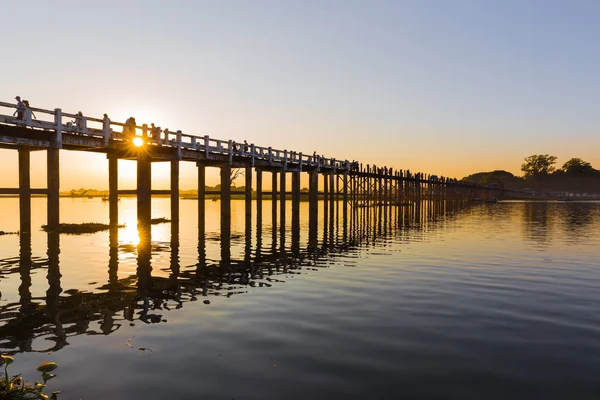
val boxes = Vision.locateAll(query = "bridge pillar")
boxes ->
[291,173,300,255]
[245,166,252,235]
[137,151,151,238]
[280,170,286,229]
[197,163,206,237]
[271,171,277,230]
[343,171,348,222]
[171,160,179,226]
[18,148,31,234]
[280,170,286,247]
[47,148,60,230]
[323,172,329,209]
[291,170,300,236]
[256,169,262,231]
[309,169,318,237]
[108,153,118,225]
[220,165,231,255]
[329,172,335,224]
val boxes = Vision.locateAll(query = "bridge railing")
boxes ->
[0,100,355,171]
[0,100,494,190]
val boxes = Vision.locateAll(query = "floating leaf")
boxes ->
[1,355,15,365]
[36,362,58,373]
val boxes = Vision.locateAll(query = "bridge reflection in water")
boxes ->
[0,199,464,355]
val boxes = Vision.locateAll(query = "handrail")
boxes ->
[0,99,484,186]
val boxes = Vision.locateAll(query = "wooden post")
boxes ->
[280,170,286,230]
[256,169,263,230]
[271,171,277,229]
[137,150,151,230]
[54,109,62,149]
[171,160,179,226]
[292,170,300,234]
[245,166,252,228]
[220,165,231,248]
[329,172,335,224]
[309,169,318,238]
[47,148,60,230]
[108,153,118,225]
[343,171,348,222]
[197,163,206,241]
[18,148,31,234]
[323,172,329,219]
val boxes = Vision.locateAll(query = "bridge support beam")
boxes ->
[323,173,329,210]
[171,160,179,226]
[329,172,335,219]
[108,153,118,225]
[343,171,348,222]
[220,165,231,265]
[291,170,300,232]
[291,171,301,257]
[245,167,252,229]
[47,148,60,230]
[197,163,206,243]
[18,148,31,234]
[256,169,262,231]
[271,171,277,230]
[280,170,286,246]
[137,151,151,239]
[279,170,286,231]
[309,170,318,239]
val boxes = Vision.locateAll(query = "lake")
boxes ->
[1,198,599,399]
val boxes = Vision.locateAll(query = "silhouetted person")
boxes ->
[13,96,25,120]
[23,100,36,119]
[73,111,84,130]
[124,117,136,138]
[243,140,249,153]
[151,123,161,140]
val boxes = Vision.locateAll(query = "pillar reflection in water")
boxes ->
[46,230,66,351]
[108,225,119,287]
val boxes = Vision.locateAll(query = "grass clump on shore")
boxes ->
[150,218,171,224]
[41,223,124,234]
[0,355,59,399]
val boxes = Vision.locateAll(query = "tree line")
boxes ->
[463,155,599,192]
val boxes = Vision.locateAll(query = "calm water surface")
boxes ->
[0,198,599,399]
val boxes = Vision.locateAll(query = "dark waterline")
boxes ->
[0,199,599,399]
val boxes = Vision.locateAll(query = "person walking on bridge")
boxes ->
[23,100,36,120]
[13,96,25,120]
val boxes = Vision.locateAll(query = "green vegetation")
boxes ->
[463,155,600,194]
[41,223,124,234]
[0,355,59,399]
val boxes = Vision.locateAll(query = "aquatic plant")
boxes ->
[41,223,124,234]
[0,355,59,399]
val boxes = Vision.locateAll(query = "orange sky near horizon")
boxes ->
[2,1,599,190]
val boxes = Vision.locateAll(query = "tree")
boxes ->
[561,158,595,175]
[230,168,244,186]
[521,154,557,179]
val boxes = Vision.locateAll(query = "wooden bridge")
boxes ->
[0,100,499,236]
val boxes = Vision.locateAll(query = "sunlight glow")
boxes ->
[132,137,145,147]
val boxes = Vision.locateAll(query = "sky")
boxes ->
[2,0,599,190]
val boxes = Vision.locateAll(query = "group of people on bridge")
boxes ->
[13,96,36,121]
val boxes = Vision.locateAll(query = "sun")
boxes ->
[132,137,145,147]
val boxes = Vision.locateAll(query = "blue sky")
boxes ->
[2,0,599,189]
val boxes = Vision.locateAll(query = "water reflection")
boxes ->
[1,200,599,356]
[518,201,600,249]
